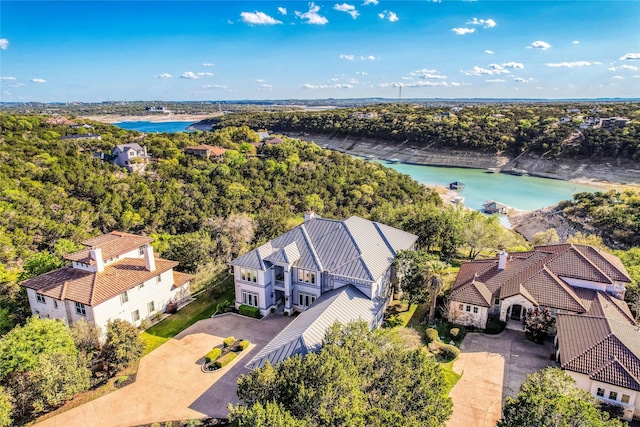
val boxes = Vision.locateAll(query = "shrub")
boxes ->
[450,325,467,341]
[439,344,460,361]
[205,347,222,363]
[214,351,237,368]
[236,340,250,352]
[223,336,236,348]
[165,302,178,314]
[116,375,128,384]
[485,317,506,335]
[425,328,440,344]
[239,304,260,318]
[450,328,460,337]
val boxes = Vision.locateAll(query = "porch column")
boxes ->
[284,265,293,314]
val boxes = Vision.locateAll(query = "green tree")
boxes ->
[426,260,448,325]
[566,232,608,249]
[532,228,560,246]
[18,251,63,281]
[524,307,554,344]
[101,319,144,375]
[393,250,439,306]
[70,319,102,361]
[0,387,12,427]
[499,368,624,427]
[229,401,309,427]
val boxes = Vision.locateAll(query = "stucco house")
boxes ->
[230,213,417,368]
[112,143,150,172]
[448,244,631,329]
[20,232,193,332]
[184,144,227,160]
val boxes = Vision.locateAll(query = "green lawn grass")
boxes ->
[383,301,418,328]
[140,276,235,355]
[440,360,462,395]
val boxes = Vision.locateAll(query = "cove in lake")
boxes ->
[378,161,601,213]
[114,121,195,133]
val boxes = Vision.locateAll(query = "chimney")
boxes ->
[143,245,156,272]
[498,251,508,270]
[90,247,104,273]
[304,210,316,222]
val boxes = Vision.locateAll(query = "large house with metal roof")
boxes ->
[20,232,193,331]
[230,213,417,368]
[448,244,631,329]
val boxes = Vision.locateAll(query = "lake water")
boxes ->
[114,121,195,133]
[378,161,601,212]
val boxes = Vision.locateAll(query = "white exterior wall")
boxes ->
[560,276,607,292]
[27,289,69,323]
[448,300,489,328]
[567,371,637,421]
[234,266,269,315]
[499,295,535,322]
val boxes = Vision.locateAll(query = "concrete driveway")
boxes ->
[36,313,293,427]
[446,329,555,427]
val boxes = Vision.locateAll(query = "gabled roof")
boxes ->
[245,285,377,369]
[114,143,145,152]
[449,280,492,307]
[21,257,192,306]
[450,244,629,313]
[185,145,227,156]
[231,216,417,283]
[65,231,153,264]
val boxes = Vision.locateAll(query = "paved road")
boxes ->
[446,329,555,427]
[36,314,293,427]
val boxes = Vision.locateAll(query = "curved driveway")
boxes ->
[36,313,293,427]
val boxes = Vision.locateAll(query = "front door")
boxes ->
[511,304,522,320]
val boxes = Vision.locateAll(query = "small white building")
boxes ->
[112,143,150,172]
[20,232,193,332]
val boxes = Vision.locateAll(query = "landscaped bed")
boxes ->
[201,336,250,372]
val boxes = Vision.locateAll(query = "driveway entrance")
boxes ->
[446,329,555,427]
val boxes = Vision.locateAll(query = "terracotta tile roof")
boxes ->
[185,145,227,156]
[173,271,194,288]
[65,232,153,264]
[449,280,492,307]
[21,257,188,306]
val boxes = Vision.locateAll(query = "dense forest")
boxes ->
[203,102,640,159]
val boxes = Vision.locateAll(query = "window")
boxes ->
[298,293,317,308]
[596,388,605,397]
[473,307,479,314]
[148,301,155,313]
[36,294,46,304]
[242,291,259,308]
[139,246,145,256]
[240,268,258,283]
[156,274,162,283]
[132,310,140,322]
[297,269,316,284]
[621,394,630,404]
[494,298,500,305]
[53,300,58,309]
[609,391,618,401]
[466,305,471,312]
[121,291,129,304]
[75,302,86,316]
[139,283,144,290]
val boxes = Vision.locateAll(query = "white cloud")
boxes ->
[486,79,506,83]
[303,83,353,89]
[296,3,329,25]
[363,0,378,4]
[257,84,273,89]
[620,53,640,60]
[278,7,287,15]
[484,50,494,55]
[0,39,8,50]
[340,54,355,60]
[8,83,24,88]
[355,71,368,75]
[155,73,174,78]
[202,63,215,67]
[197,72,213,77]
[334,3,359,19]
[420,73,447,80]
[514,77,529,82]
[609,67,617,71]
[431,0,442,2]
[501,62,524,69]
[463,65,510,76]
[253,79,266,83]
[545,61,592,67]
[0,76,16,80]
[410,68,438,75]
[378,10,399,22]
[528,40,552,50]
[612,75,624,79]
[621,64,639,71]
[181,71,199,79]
[380,80,451,88]
[401,76,412,80]
[573,40,579,44]
[452,27,475,35]
[360,55,378,60]
[240,11,282,25]
[31,78,46,83]
[202,84,227,89]
[467,18,496,28]
[450,82,469,87]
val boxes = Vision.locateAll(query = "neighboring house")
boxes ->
[350,111,378,119]
[556,295,639,421]
[448,244,631,329]
[257,132,271,141]
[231,214,418,368]
[449,181,465,190]
[482,200,508,214]
[184,144,227,160]
[112,143,150,172]
[20,232,193,332]
[61,133,102,141]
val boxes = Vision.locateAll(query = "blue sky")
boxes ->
[1,1,639,102]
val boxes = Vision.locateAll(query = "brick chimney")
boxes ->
[90,247,104,273]
[498,251,508,270]
[143,246,156,272]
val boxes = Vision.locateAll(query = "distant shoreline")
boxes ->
[81,113,222,124]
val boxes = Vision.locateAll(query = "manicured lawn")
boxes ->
[440,360,462,395]
[384,301,418,328]
[141,276,235,355]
